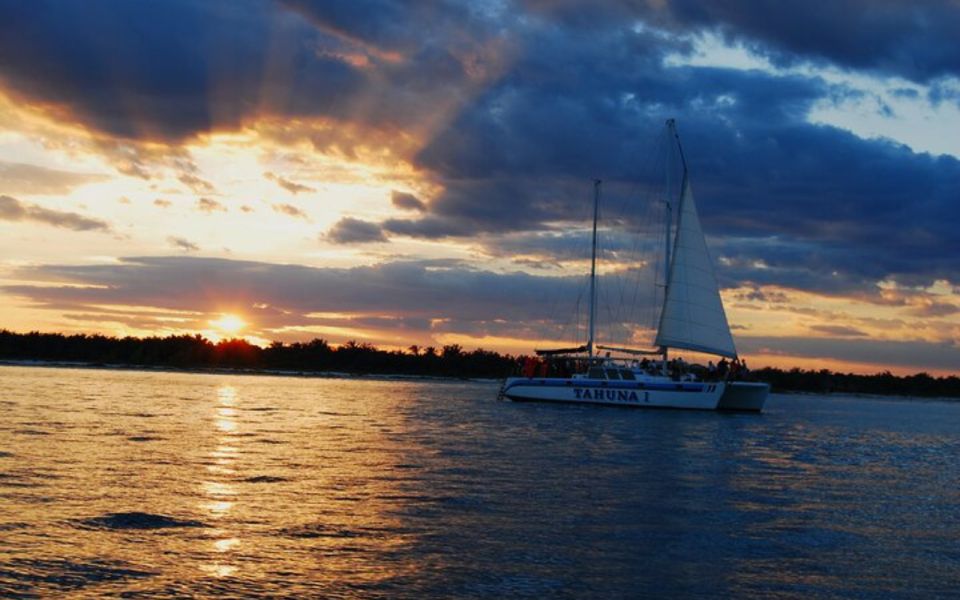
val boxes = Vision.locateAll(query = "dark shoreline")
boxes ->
[2,330,958,398]
[3,359,958,402]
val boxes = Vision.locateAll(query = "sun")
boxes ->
[209,313,246,334]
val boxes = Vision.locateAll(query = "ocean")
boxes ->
[1,365,958,598]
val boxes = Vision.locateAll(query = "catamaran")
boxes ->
[499,120,769,411]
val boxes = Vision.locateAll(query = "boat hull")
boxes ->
[716,381,769,412]
[501,377,728,411]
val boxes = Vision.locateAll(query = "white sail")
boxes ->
[654,180,737,358]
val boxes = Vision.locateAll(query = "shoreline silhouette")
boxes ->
[2,329,957,398]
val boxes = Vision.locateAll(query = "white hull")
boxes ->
[501,376,764,411]
[501,377,767,412]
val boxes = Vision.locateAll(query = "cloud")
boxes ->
[523,0,960,83]
[739,335,960,372]
[167,236,199,252]
[196,198,226,213]
[0,161,108,195]
[272,203,309,219]
[406,47,960,292]
[905,300,959,318]
[382,176,602,239]
[265,172,317,195]
[178,173,215,194]
[5,255,957,371]
[734,287,789,303]
[326,217,387,244]
[2,256,585,338]
[278,0,473,54]
[809,324,868,338]
[153,199,172,208]
[0,0,957,309]
[390,190,426,211]
[0,1,361,141]
[0,195,110,231]
[0,0,497,145]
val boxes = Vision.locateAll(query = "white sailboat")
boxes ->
[500,119,769,411]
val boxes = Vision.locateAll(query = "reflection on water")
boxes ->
[203,385,240,578]
[0,365,959,597]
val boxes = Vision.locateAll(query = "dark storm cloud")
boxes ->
[390,190,426,212]
[326,217,387,244]
[667,1,960,83]
[383,176,620,238]
[2,0,956,146]
[523,0,960,82]
[0,0,369,141]
[0,195,110,231]
[0,0,501,144]
[408,39,960,291]
[277,0,479,54]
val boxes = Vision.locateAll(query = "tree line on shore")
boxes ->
[1,329,958,398]
[0,329,514,379]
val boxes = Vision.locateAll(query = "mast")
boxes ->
[664,118,688,287]
[660,119,688,364]
[655,118,739,359]
[663,189,671,360]
[587,179,601,358]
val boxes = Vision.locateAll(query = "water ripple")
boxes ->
[0,558,155,594]
[76,512,207,530]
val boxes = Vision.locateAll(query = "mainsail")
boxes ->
[654,180,737,358]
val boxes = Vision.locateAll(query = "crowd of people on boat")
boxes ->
[518,354,751,381]
[631,356,750,381]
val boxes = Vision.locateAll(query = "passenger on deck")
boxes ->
[717,357,729,379]
[730,358,741,380]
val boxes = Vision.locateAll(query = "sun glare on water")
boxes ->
[210,314,246,335]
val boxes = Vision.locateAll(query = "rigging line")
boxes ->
[599,132,668,349]
[534,181,596,349]
[628,123,671,342]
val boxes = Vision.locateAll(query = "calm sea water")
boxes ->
[1,365,958,598]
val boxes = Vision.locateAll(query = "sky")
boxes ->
[0,0,958,376]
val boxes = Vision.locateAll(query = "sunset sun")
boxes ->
[210,314,246,335]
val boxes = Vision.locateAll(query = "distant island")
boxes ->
[1,329,957,398]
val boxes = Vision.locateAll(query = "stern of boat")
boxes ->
[717,381,769,412]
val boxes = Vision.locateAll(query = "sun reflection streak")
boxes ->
[200,385,243,578]
[214,538,240,552]
[203,500,235,516]
[215,418,238,433]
